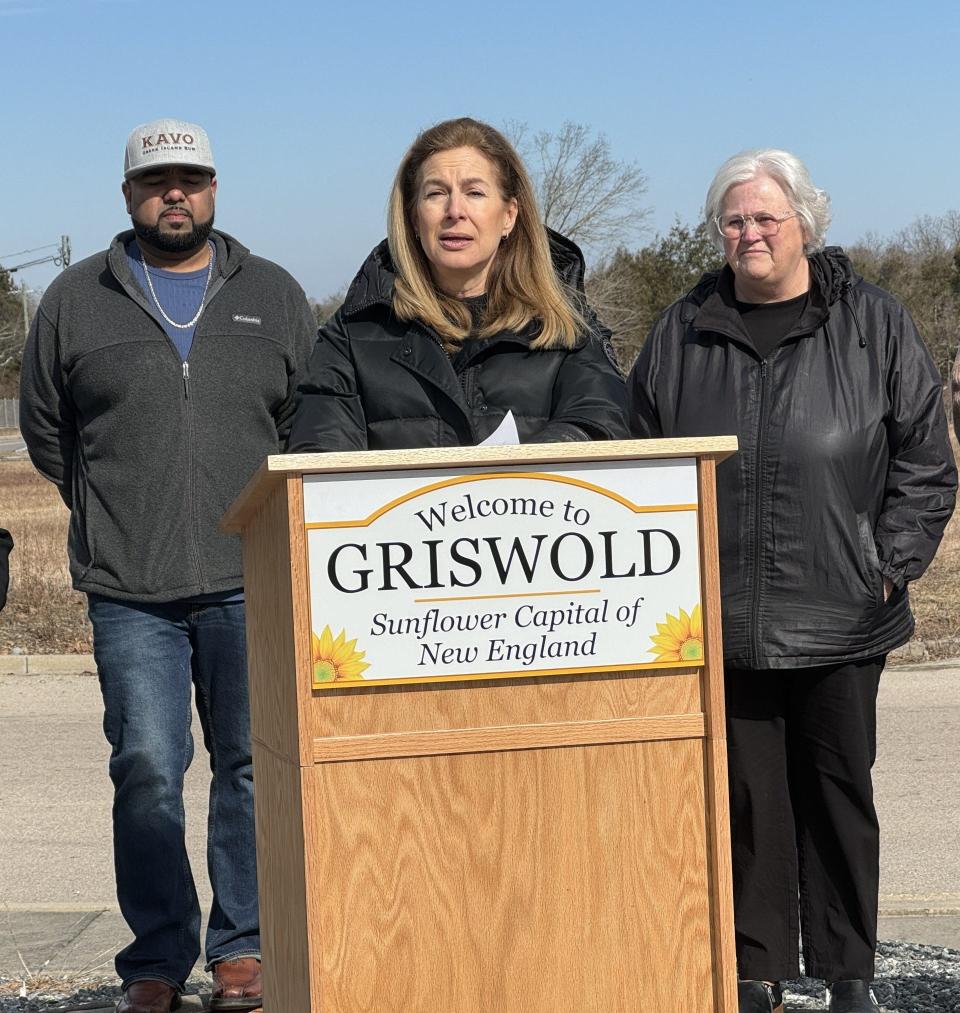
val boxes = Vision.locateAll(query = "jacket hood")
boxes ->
[681,245,860,326]
[809,245,860,303]
[340,227,588,317]
[545,227,587,291]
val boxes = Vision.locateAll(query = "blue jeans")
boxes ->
[87,595,260,990]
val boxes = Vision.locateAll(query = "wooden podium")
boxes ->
[223,437,738,1012]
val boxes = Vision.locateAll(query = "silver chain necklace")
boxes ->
[139,241,214,329]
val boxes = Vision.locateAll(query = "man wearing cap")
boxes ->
[19,119,316,1013]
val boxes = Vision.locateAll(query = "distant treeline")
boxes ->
[0,269,25,396]
[309,213,960,384]
[582,213,960,380]
[5,210,958,401]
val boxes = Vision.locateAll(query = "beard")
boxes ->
[132,210,215,254]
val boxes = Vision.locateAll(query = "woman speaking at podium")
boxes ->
[627,149,956,1013]
[286,117,627,453]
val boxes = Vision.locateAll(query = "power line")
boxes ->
[2,236,71,274]
[0,243,60,260]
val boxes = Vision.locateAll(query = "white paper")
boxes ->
[478,410,519,446]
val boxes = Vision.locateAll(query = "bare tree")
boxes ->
[507,121,649,253]
[0,271,36,394]
[586,220,722,368]
[847,210,960,381]
[0,325,18,369]
[310,289,346,327]
[0,325,22,397]
[583,260,650,365]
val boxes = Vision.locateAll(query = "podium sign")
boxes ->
[304,459,703,688]
[224,437,739,1012]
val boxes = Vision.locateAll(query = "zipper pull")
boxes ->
[182,361,190,398]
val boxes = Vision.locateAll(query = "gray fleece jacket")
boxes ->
[19,229,316,602]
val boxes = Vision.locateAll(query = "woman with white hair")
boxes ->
[627,150,956,1013]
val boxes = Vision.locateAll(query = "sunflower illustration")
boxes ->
[311,625,371,686]
[649,604,704,663]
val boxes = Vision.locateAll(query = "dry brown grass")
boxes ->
[0,458,92,653]
[905,424,960,654]
[1,438,959,658]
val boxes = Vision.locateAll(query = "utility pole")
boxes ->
[1,236,72,338]
[5,236,71,274]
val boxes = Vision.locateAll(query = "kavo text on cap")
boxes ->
[124,118,216,180]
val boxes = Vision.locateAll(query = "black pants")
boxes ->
[724,657,884,982]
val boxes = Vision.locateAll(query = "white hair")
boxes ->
[703,149,832,255]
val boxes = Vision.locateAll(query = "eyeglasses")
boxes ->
[715,212,798,239]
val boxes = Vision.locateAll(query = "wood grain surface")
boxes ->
[308,667,702,741]
[236,447,739,1011]
[302,739,716,1011]
[242,478,300,762]
[253,746,315,1012]
[311,712,706,763]
[696,458,738,1011]
[242,476,314,765]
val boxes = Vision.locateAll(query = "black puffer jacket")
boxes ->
[287,232,627,451]
[628,248,956,669]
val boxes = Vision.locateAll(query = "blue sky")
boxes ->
[3,0,959,301]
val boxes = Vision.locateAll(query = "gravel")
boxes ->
[779,941,960,1010]
[0,974,207,1012]
[1,941,959,1011]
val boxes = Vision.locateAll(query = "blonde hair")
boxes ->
[387,117,585,350]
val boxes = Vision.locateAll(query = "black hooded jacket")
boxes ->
[287,231,627,451]
[0,527,11,611]
[628,247,956,669]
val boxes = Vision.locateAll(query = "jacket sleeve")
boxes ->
[527,311,629,443]
[275,281,322,448]
[285,309,369,453]
[0,527,12,612]
[951,339,960,442]
[626,317,666,439]
[876,301,957,587]
[18,303,75,507]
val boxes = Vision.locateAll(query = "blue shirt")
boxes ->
[125,239,241,604]
[126,239,215,361]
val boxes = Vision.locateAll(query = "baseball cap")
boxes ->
[124,118,216,180]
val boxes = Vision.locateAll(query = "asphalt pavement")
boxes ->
[0,433,27,458]
[0,657,958,1000]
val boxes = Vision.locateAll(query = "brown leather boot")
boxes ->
[210,957,262,1011]
[115,980,181,1013]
